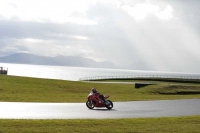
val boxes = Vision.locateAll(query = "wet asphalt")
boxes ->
[0,99,199,119]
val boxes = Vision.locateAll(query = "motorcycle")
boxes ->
[86,93,113,109]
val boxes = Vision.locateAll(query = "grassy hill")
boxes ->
[0,75,200,102]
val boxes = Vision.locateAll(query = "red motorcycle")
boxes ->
[86,93,113,109]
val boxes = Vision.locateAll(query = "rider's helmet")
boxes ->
[91,88,97,93]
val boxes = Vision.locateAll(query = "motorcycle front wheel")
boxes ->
[86,100,95,109]
[106,100,113,109]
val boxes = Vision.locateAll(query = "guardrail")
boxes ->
[79,75,200,81]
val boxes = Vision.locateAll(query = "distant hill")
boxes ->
[0,53,116,68]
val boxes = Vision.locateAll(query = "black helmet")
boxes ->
[91,88,97,93]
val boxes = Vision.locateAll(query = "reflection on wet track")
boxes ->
[0,99,200,119]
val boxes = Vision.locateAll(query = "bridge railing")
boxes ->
[79,75,200,81]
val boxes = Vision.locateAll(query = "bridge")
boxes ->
[79,74,200,83]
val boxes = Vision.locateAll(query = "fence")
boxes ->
[79,74,200,81]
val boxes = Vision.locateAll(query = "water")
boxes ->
[1,63,200,81]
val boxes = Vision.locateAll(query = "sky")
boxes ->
[0,0,200,73]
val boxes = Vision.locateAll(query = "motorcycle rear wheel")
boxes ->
[106,100,113,109]
[86,100,95,109]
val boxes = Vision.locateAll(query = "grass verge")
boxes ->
[0,116,200,133]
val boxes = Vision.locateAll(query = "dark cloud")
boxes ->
[0,20,73,40]
[174,0,200,33]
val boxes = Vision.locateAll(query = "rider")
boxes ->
[90,88,106,103]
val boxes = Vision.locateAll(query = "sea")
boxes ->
[1,63,200,81]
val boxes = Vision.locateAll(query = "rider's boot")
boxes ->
[105,101,110,105]
[103,99,109,105]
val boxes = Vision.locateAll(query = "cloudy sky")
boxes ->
[0,0,200,73]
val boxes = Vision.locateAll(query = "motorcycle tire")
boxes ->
[86,100,95,109]
[105,100,113,109]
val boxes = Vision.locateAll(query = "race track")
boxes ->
[0,99,200,119]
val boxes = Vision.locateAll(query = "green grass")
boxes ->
[0,116,200,133]
[1,75,200,102]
